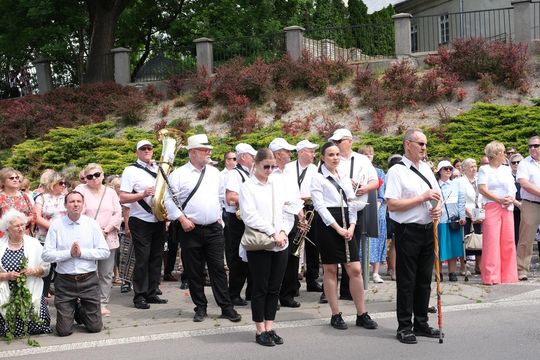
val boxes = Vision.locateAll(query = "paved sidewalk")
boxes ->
[1,269,539,354]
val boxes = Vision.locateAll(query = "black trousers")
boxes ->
[395,222,434,332]
[128,217,166,304]
[164,220,180,275]
[304,216,320,284]
[224,212,251,299]
[178,222,233,311]
[247,249,288,322]
[280,219,301,301]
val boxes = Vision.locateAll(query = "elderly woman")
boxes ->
[239,148,293,347]
[75,164,122,317]
[435,160,466,281]
[0,209,52,337]
[478,141,518,285]
[509,153,523,246]
[457,158,484,275]
[0,168,35,234]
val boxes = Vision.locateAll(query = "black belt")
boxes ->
[402,222,433,230]
[523,199,540,205]
[59,271,96,281]
[194,221,219,228]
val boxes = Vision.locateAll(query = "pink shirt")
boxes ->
[75,184,122,249]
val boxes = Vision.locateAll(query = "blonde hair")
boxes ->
[44,172,64,192]
[359,145,374,155]
[83,163,103,174]
[484,141,505,160]
[0,167,17,189]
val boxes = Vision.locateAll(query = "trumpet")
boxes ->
[291,209,315,257]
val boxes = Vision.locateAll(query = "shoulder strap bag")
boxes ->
[241,182,276,251]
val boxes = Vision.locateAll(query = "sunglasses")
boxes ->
[511,161,521,165]
[441,167,453,171]
[8,176,20,181]
[58,181,67,187]
[85,172,102,180]
[528,143,540,149]
[138,146,153,151]
[226,157,237,161]
[409,140,427,147]
[506,151,515,155]
[263,165,278,170]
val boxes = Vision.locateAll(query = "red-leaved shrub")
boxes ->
[281,113,315,136]
[382,60,418,110]
[368,108,389,134]
[191,66,214,107]
[273,92,293,118]
[314,115,343,139]
[144,84,164,104]
[196,107,211,120]
[326,87,351,111]
[352,66,374,96]
[160,105,170,117]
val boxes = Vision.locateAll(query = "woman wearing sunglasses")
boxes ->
[75,163,122,317]
[239,148,293,347]
[34,171,67,296]
[0,167,35,237]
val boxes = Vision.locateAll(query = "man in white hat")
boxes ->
[119,139,168,309]
[164,134,241,323]
[224,142,257,306]
[283,139,323,295]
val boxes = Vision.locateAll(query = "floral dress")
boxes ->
[0,192,35,237]
[35,193,65,243]
[0,247,52,337]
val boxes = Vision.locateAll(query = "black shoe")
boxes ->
[427,306,437,313]
[438,273,443,282]
[220,308,242,322]
[267,330,284,345]
[163,274,177,282]
[448,272,458,282]
[146,296,168,304]
[397,329,417,344]
[280,299,301,308]
[306,282,323,292]
[256,332,275,347]
[193,308,207,322]
[330,313,348,330]
[179,280,189,290]
[231,296,248,306]
[339,293,353,301]
[319,293,328,304]
[156,288,162,295]
[414,326,444,338]
[356,312,378,329]
[134,299,150,310]
[120,283,132,293]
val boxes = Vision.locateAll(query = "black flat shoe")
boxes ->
[231,297,248,306]
[267,330,284,345]
[179,280,189,290]
[121,284,132,293]
[256,332,275,347]
[414,326,444,338]
[146,296,168,304]
[193,308,207,322]
[397,329,417,344]
[448,272,458,282]
[306,282,323,292]
[280,299,301,308]
[220,308,242,322]
[156,288,162,295]
[356,312,378,329]
[134,300,150,309]
[319,293,328,304]
[330,313,348,330]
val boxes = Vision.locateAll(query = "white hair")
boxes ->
[0,209,28,232]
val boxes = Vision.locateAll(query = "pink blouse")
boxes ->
[75,184,122,249]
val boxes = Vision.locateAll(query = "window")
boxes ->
[439,14,450,44]
[411,24,418,52]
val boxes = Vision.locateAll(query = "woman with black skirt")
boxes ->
[239,148,293,346]
[310,142,378,330]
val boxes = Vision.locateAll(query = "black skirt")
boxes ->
[315,207,360,264]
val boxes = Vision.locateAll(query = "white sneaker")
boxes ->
[373,273,384,283]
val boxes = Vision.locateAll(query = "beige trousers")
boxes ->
[516,200,540,277]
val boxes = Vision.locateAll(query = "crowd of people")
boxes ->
[0,129,539,346]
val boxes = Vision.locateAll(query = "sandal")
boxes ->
[396,329,417,344]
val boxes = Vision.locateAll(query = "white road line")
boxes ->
[2,296,540,358]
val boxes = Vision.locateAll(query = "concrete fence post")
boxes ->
[32,57,53,94]
[194,37,214,75]
[512,0,533,44]
[392,13,413,57]
[111,47,131,85]
[284,26,305,60]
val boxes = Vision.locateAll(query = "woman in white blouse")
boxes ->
[478,141,518,285]
[310,142,377,331]
[239,148,293,347]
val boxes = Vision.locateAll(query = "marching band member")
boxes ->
[284,140,323,293]
[239,148,293,346]
[165,134,241,323]
[268,138,301,308]
[310,142,378,331]
[225,143,257,306]
[119,140,167,310]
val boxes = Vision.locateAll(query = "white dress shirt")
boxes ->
[42,215,110,275]
[310,164,357,226]
[224,164,251,213]
[283,160,319,200]
[219,168,231,209]
[120,159,159,222]
[516,155,540,202]
[164,162,222,225]
[478,164,517,210]
[338,152,377,210]
[384,156,441,225]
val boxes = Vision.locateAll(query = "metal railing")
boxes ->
[412,7,513,53]
[212,31,286,69]
[304,23,395,62]
[132,44,197,82]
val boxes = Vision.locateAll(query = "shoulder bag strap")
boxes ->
[131,162,157,178]
[94,187,108,220]
[398,161,432,189]
[296,161,308,189]
[181,166,206,210]
[326,176,348,204]
[130,162,157,214]
[350,156,355,178]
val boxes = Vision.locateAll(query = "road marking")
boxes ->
[2,295,540,358]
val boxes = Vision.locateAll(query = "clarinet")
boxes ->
[340,189,350,263]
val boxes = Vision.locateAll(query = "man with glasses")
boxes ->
[119,140,167,309]
[516,136,540,281]
[385,128,443,344]
[225,143,257,306]
[165,134,241,323]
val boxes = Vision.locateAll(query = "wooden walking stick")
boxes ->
[433,217,444,344]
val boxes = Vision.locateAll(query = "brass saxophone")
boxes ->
[291,209,315,257]
[152,128,184,221]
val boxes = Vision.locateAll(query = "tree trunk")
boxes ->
[84,0,130,83]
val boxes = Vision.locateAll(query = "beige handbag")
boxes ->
[240,183,276,251]
[464,233,483,251]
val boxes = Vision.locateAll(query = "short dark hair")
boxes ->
[64,190,85,204]
[254,148,274,164]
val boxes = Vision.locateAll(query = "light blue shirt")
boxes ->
[42,214,110,275]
